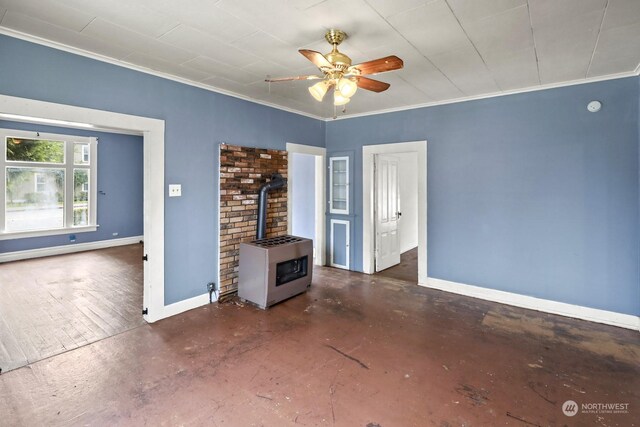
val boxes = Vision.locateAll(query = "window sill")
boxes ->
[0,225,98,241]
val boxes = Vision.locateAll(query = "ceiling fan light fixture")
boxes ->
[308,80,330,102]
[337,77,357,98]
[333,90,350,106]
[266,29,403,112]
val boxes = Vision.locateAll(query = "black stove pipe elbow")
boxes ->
[256,173,286,240]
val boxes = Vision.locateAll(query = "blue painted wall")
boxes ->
[0,34,325,305]
[1,34,638,317]
[0,120,143,252]
[326,77,640,316]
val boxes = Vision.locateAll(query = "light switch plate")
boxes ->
[169,184,182,197]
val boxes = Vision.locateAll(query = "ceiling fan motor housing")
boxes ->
[325,29,347,45]
[325,51,352,70]
[324,29,351,71]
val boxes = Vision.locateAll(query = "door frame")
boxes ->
[0,94,166,322]
[286,142,326,266]
[363,140,427,285]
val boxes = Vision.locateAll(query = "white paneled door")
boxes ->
[375,154,401,272]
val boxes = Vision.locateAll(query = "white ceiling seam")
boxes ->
[585,0,610,78]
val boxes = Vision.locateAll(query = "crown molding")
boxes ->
[0,28,325,121]
[332,70,640,121]
[1,27,638,124]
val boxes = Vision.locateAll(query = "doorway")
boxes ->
[286,143,326,266]
[0,114,147,372]
[362,141,427,285]
[0,94,166,322]
[374,152,419,282]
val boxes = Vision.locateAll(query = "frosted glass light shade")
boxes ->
[337,77,358,98]
[334,91,350,106]
[309,80,330,102]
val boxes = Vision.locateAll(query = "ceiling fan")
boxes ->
[265,29,403,107]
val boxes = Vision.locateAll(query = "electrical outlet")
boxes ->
[207,282,217,304]
[169,184,182,197]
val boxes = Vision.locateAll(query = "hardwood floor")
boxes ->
[375,246,418,282]
[0,265,638,426]
[0,244,145,373]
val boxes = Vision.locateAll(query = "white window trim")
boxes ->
[0,128,98,240]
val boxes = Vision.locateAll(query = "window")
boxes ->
[1,129,97,239]
[329,156,349,214]
[34,173,46,193]
[75,143,90,165]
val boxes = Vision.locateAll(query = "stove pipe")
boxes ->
[256,173,286,240]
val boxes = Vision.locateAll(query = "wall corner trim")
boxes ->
[423,277,640,331]
[0,235,144,263]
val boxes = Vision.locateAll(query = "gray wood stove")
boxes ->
[238,174,313,309]
[239,235,312,309]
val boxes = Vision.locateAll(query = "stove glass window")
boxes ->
[276,256,308,286]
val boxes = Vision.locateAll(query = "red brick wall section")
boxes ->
[219,143,288,295]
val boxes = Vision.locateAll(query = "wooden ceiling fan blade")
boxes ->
[355,76,390,92]
[351,55,403,75]
[299,49,333,69]
[265,75,323,82]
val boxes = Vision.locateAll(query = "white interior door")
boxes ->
[375,154,401,271]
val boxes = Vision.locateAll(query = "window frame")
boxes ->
[0,128,98,240]
[81,144,90,163]
[34,173,46,193]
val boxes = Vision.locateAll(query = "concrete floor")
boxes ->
[1,263,638,426]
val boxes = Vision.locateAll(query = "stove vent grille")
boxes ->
[253,235,304,247]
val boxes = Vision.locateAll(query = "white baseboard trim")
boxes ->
[0,235,144,263]
[160,293,212,320]
[424,277,640,331]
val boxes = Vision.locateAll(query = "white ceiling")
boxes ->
[1,0,639,119]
